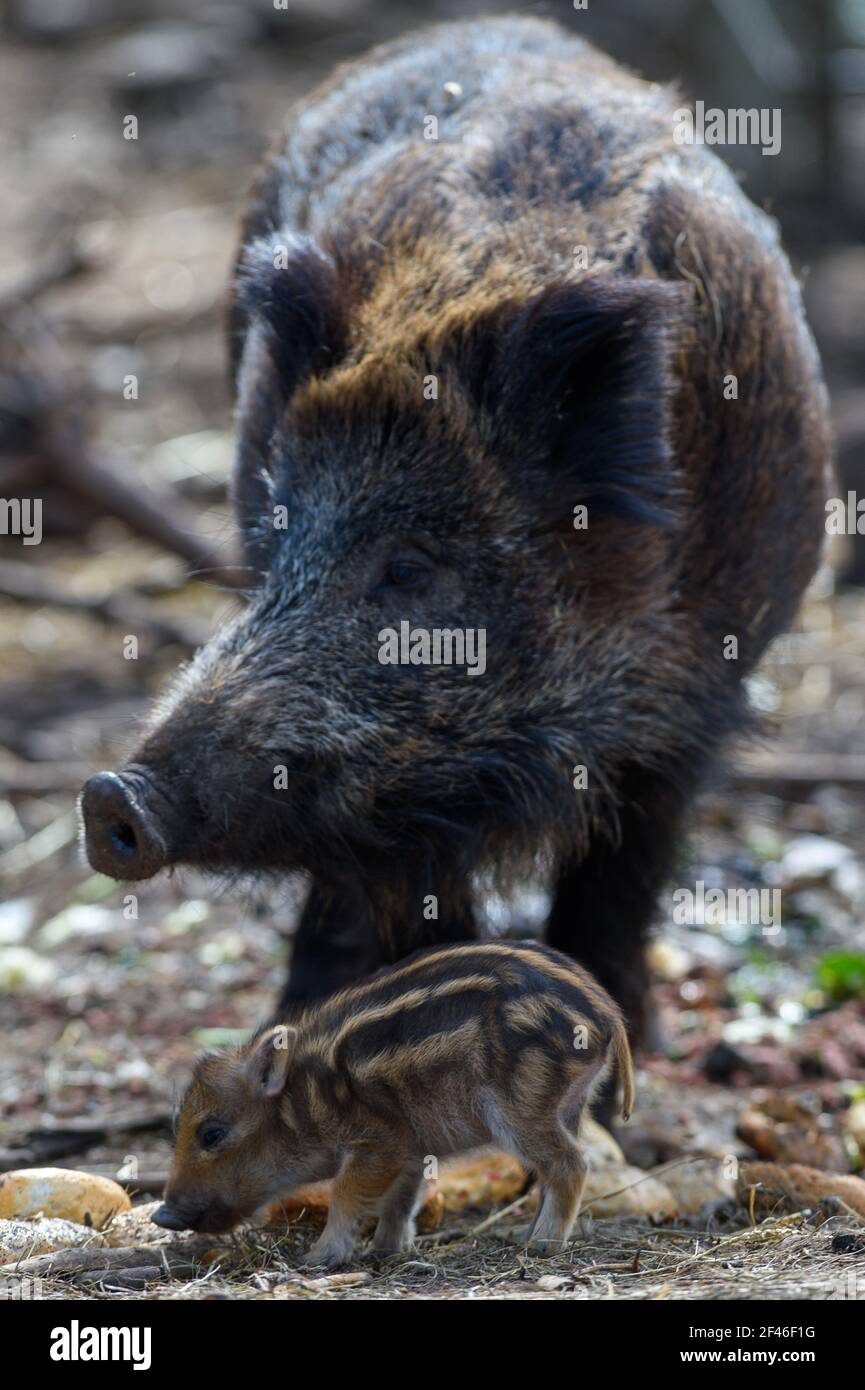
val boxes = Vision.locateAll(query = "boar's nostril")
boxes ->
[80,771,168,881]
[110,821,138,857]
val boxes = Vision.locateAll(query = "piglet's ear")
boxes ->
[247,1025,297,1099]
[457,276,687,526]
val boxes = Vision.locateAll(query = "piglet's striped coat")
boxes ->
[155,941,634,1265]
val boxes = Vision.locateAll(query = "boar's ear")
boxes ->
[466,277,685,526]
[230,234,350,547]
[246,1024,297,1099]
[232,232,348,393]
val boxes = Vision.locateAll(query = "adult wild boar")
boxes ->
[81,17,830,1047]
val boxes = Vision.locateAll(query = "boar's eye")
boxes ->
[378,560,430,593]
[386,561,424,587]
[198,1121,229,1152]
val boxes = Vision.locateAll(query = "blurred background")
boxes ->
[1,0,864,1183]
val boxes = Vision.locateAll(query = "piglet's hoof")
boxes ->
[524,1237,570,1258]
[300,1241,351,1270]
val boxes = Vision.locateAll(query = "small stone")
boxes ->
[0,947,57,992]
[647,938,691,982]
[0,1168,131,1229]
[830,1231,865,1254]
[781,835,853,889]
[833,858,865,908]
[723,1015,792,1046]
[703,1040,750,1081]
[38,904,116,947]
[0,899,34,945]
[737,1161,865,1219]
[737,1097,847,1171]
[0,1217,105,1263]
[581,1164,676,1221]
[844,1099,865,1158]
[656,1158,736,1217]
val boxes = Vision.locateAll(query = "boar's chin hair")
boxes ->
[187,724,606,909]
[366,724,611,882]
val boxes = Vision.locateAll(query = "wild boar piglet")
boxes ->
[153,941,635,1265]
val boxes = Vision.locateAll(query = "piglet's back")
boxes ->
[292,941,631,1112]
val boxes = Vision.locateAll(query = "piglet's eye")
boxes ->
[198,1122,228,1151]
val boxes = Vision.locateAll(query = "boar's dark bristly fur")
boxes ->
[80,18,831,1085]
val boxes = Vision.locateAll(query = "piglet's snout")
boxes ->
[151,1202,190,1231]
[152,1195,239,1234]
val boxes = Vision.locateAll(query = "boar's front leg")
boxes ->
[278,870,479,1015]
[278,879,385,1014]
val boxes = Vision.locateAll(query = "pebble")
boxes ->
[0,1217,104,1263]
[0,1168,131,1229]
[781,835,853,888]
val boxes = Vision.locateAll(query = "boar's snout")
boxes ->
[80,770,168,880]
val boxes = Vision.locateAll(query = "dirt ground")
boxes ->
[1,1,865,1302]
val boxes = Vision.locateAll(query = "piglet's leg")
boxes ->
[303,1150,403,1268]
[371,1157,426,1254]
[524,1138,587,1256]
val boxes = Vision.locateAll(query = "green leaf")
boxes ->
[816,951,865,1002]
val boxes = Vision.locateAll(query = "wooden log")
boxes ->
[0,1241,192,1279]
[731,751,865,792]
